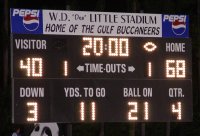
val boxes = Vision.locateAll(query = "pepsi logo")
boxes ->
[172,19,186,35]
[23,14,40,31]
[163,15,187,36]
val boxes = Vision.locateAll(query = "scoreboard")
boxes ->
[10,9,192,123]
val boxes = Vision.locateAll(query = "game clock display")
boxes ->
[11,34,192,123]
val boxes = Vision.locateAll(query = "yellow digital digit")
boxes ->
[32,58,43,77]
[83,37,92,56]
[128,102,138,120]
[20,58,31,76]
[27,102,38,122]
[144,102,149,120]
[148,62,152,77]
[64,61,68,76]
[108,38,118,56]
[176,60,185,78]
[93,38,103,56]
[91,102,96,121]
[172,102,182,120]
[119,38,129,56]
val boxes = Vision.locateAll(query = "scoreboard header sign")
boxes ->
[10,9,192,123]
[11,9,189,38]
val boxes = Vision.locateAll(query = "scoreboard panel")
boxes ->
[10,9,192,123]
[11,34,192,123]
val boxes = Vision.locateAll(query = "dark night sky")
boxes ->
[9,0,128,11]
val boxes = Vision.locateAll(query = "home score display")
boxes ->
[11,9,192,123]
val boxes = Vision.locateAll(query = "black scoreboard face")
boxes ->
[11,34,192,123]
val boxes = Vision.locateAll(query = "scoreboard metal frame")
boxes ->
[10,9,192,123]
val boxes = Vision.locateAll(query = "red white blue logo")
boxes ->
[11,9,43,34]
[23,14,40,31]
[172,19,186,35]
[162,15,189,38]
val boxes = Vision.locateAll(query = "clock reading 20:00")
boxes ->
[12,35,192,123]
[82,37,129,57]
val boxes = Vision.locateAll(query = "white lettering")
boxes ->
[123,88,141,97]
[166,43,185,52]
[169,88,184,97]
[20,87,44,97]
[64,87,80,97]
[15,39,46,50]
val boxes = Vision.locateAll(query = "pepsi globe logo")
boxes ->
[172,19,186,35]
[23,14,39,31]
